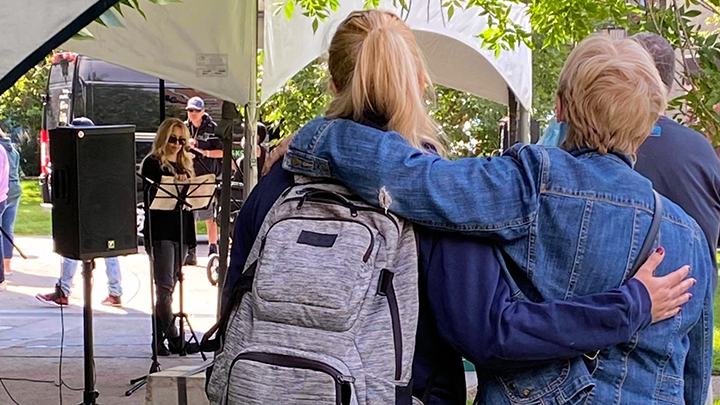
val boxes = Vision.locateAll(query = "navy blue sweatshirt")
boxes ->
[224,162,653,404]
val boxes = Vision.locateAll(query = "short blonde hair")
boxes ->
[558,34,667,157]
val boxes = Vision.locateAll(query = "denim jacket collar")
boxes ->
[567,147,634,168]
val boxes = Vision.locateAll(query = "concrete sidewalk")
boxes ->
[0,236,219,405]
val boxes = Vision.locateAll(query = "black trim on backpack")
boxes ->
[229,352,354,405]
[378,269,403,380]
[395,377,414,405]
[627,191,663,279]
[297,230,338,247]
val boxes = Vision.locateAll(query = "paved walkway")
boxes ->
[0,236,219,405]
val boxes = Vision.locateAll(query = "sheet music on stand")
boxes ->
[149,174,216,211]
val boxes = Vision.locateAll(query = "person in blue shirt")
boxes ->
[221,13,696,404]
[633,33,720,289]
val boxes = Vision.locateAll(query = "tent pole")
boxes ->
[508,88,518,146]
[518,106,530,144]
[216,101,237,315]
[243,0,260,199]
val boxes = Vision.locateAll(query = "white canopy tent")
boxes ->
[264,0,532,109]
[0,0,118,94]
[56,1,531,111]
[1,0,531,189]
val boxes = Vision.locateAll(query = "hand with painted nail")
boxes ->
[263,134,295,176]
[633,247,695,323]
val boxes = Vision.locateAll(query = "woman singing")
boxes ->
[141,118,196,356]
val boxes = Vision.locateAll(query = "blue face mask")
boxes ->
[538,117,568,147]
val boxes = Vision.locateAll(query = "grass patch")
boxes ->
[15,180,51,236]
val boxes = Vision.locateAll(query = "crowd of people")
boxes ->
[3,7,718,405]
[204,10,718,405]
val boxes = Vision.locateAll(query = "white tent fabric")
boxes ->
[64,0,257,107]
[60,0,530,108]
[0,0,104,92]
[264,1,532,108]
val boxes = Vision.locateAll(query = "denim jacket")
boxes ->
[283,118,713,405]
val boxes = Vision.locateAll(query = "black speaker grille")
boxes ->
[51,126,138,259]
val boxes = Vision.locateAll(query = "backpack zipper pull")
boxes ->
[379,187,392,215]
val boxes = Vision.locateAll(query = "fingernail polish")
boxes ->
[656,247,665,254]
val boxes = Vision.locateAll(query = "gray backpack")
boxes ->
[206,177,420,405]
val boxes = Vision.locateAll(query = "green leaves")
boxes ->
[99,9,125,28]
[285,1,295,19]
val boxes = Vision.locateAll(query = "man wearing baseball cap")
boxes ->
[185,96,222,265]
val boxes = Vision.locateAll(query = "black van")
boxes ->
[40,52,223,205]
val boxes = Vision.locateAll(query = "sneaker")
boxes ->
[101,295,122,307]
[208,244,218,256]
[0,281,6,292]
[184,248,197,266]
[36,286,69,306]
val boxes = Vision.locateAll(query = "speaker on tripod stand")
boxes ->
[50,124,138,405]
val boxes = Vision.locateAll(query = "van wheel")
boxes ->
[207,254,220,286]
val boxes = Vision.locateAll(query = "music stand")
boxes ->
[153,174,215,358]
[126,173,193,396]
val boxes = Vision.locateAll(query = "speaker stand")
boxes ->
[80,259,100,405]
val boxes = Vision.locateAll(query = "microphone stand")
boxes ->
[126,172,192,396]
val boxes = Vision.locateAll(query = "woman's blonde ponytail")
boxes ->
[326,10,445,155]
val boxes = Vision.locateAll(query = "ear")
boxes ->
[418,73,425,90]
[555,95,566,122]
[330,80,339,95]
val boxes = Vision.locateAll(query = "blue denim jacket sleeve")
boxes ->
[284,118,541,237]
[683,236,713,404]
[421,230,652,370]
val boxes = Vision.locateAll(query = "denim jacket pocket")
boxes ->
[654,374,684,404]
[495,358,594,405]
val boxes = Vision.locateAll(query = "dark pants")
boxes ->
[151,240,187,340]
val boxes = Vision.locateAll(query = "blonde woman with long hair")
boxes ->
[140,118,196,356]
[212,14,694,405]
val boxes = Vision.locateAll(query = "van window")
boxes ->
[84,59,158,84]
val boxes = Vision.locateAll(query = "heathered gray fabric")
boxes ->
[207,177,419,405]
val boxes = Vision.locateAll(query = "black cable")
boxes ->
[59,303,64,405]
[0,378,21,405]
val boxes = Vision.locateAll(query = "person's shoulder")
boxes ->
[142,154,160,168]
[657,117,713,147]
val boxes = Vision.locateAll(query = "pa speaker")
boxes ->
[50,125,138,260]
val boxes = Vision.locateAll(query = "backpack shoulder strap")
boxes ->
[627,190,663,279]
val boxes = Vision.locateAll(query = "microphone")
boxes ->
[184,145,204,158]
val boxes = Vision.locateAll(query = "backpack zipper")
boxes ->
[261,216,375,262]
[377,269,403,380]
[226,352,354,405]
[282,195,399,231]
